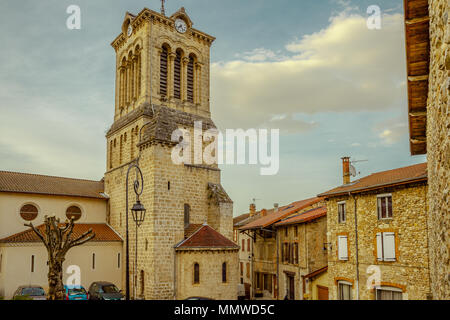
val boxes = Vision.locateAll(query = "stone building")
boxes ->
[319,159,430,300]
[274,206,328,300]
[239,197,323,299]
[403,0,449,299]
[104,7,237,300]
[233,204,261,299]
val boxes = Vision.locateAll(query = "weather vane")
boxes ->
[161,0,166,16]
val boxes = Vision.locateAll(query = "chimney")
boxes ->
[249,203,256,217]
[342,156,351,185]
[274,203,279,212]
[261,209,267,217]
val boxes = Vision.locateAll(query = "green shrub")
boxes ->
[0,296,4,300]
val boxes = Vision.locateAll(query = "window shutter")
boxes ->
[376,233,383,261]
[383,232,396,261]
[338,236,348,260]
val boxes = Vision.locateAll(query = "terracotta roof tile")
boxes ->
[239,197,323,231]
[0,171,106,199]
[0,224,122,243]
[233,213,250,226]
[176,225,239,249]
[318,163,427,197]
[275,206,327,227]
[184,224,203,238]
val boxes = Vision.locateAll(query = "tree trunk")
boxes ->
[47,259,65,300]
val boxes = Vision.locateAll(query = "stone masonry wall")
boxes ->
[176,249,239,300]
[327,183,430,300]
[427,0,450,300]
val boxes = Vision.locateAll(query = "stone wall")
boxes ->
[326,183,431,300]
[276,216,327,300]
[175,249,239,300]
[427,0,450,300]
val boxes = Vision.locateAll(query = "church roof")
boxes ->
[0,223,122,243]
[0,171,106,199]
[175,224,239,250]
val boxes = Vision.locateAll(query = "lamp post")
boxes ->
[131,199,146,299]
[125,162,145,300]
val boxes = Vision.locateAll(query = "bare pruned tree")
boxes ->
[25,216,95,300]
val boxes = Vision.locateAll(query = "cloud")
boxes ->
[211,12,406,132]
[373,117,408,145]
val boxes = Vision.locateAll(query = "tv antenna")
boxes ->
[350,159,368,177]
[161,0,166,16]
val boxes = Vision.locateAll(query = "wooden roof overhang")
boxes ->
[404,0,430,155]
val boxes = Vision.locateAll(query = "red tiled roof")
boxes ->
[239,197,323,231]
[233,213,250,226]
[0,224,122,243]
[176,224,239,249]
[304,266,328,279]
[184,224,203,238]
[274,206,327,227]
[318,163,427,197]
[0,171,106,199]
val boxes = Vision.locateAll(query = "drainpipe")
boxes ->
[276,228,279,300]
[350,192,360,300]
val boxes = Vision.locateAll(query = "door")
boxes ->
[317,285,329,300]
[286,275,295,300]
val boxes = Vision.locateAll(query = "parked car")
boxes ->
[88,281,124,300]
[13,285,46,300]
[64,285,88,300]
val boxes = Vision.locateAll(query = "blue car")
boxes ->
[64,285,88,300]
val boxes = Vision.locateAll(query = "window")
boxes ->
[168,181,170,190]
[246,263,250,278]
[247,238,250,252]
[338,281,352,300]
[174,49,182,99]
[140,270,145,295]
[294,226,298,237]
[285,228,288,237]
[66,206,82,221]
[184,204,190,228]
[117,253,121,269]
[377,195,393,219]
[31,255,35,273]
[338,235,349,260]
[160,45,168,96]
[242,239,245,252]
[376,232,396,261]
[92,253,96,270]
[255,272,261,289]
[240,262,243,276]
[338,201,346,223]
[193,263,200,284]
[293,243,299,264]
[375,287,403,300]
[20,204,38,221]
[187,55,195,103]
[222,262,227,283]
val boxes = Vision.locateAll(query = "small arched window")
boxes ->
[222,262,227,283]
[194,263,200,284]
[187,55,195,103]
[160,45,169,97]
[66,206,82,221]
[20,204,38,221]
[174,49,182,99]
[184,204,190,228]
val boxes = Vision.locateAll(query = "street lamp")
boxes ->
[125,162,145,300]
[131,199,146,299]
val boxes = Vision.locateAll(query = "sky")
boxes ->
[0,0,426,216]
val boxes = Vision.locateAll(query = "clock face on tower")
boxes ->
[175,19,187,33]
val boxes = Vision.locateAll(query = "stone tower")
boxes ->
[104,7,237,300]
